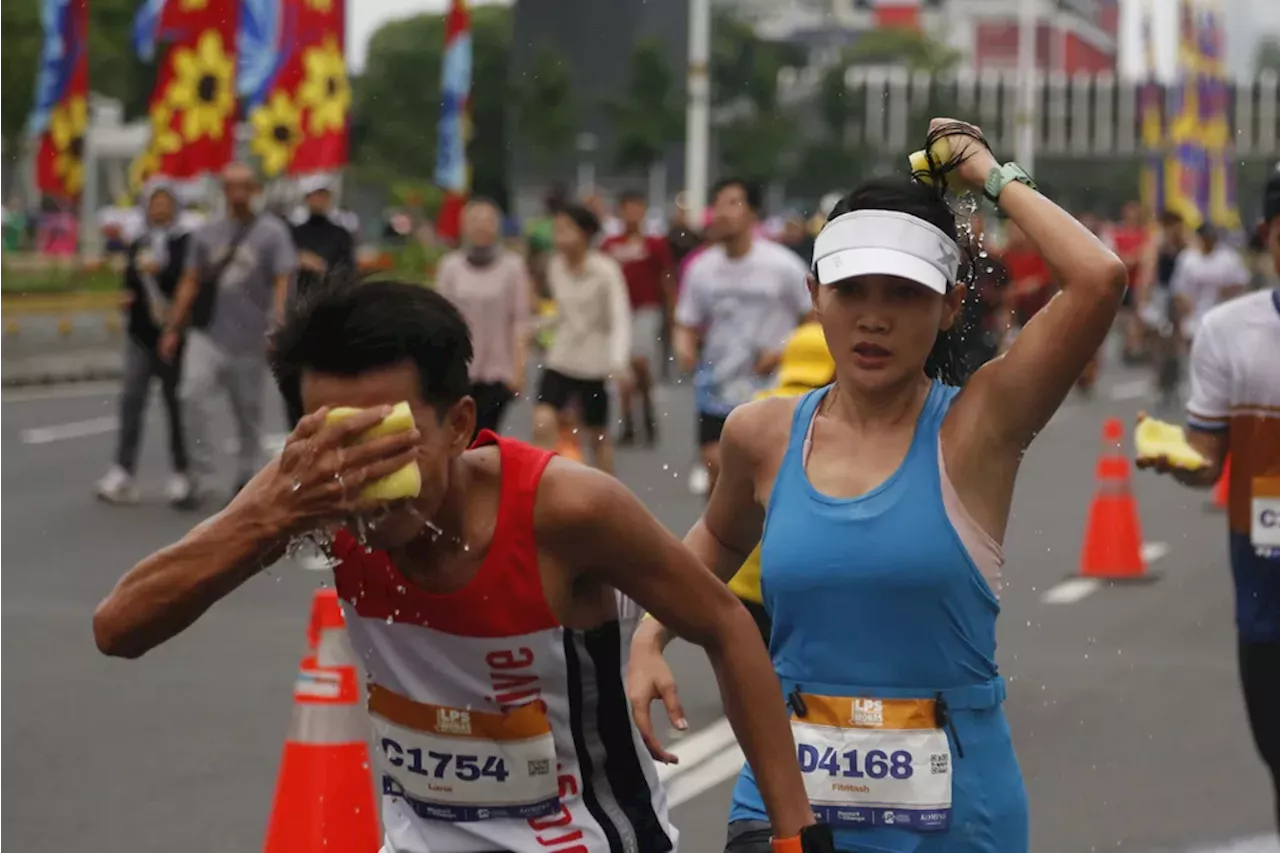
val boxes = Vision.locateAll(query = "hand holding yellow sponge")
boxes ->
[324,402,423,502]
[1134,416,1209,470]
[908,136,953,186]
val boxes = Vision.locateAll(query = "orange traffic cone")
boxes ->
[1212,455,1231,510]
[264,590,379,853]
[1080,418,1150,580]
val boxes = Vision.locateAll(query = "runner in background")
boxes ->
[1136,172,1280,829]
[1171,223,1250,343]
[1138,209,1189,411]
[674,178,810,497]
[437,198,532,440]
[997,219,1054,351]
[533,203,630,474]
[601,191,675,447]
[1111,200,1152,363]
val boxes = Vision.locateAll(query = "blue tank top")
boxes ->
[762,380,1000,695]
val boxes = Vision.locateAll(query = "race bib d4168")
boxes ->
[790,694,952,832]
[1251,476,1280,558]
[368,684,560,823]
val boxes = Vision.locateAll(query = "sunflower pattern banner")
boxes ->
[31,0,89,200]
[130,0,239,190]
[248,0,349,177]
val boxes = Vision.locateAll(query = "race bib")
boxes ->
[1251,476,1280,557]
[369,684,560,823]
[791,694,952,832]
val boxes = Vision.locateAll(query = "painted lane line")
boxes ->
[20,416,118,444]
[1040,541,1169,604]
[656,717,737,783]
[1153,837,1280,853]
[666,745,746,808]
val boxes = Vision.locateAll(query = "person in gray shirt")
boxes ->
[160,162,297,506]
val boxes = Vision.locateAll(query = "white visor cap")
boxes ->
[812,209,961,295]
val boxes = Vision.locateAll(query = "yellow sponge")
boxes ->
[908,136,953,186]
[325,402,422,501]
[1134,417,1209,470]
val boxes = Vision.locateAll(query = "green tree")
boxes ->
[718,110,796,186]
[842,28,963,73]
[348,6,511,200]
[513,44,577,170]
[711,11,806,111]
[603,39,683,175]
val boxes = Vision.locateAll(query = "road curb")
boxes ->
[2,365,124,388]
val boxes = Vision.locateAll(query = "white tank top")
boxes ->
[333,433,677,853]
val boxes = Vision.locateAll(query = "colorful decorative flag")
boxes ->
[1137,0,1163,218]
[129,0,239,190]
[247,0,349,178]
[434,0,472,243]
[1164,0,1204,229]
[1201,2,1240,229]
[30,0,89,200]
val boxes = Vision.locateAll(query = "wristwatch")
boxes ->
[983,162,1037,205]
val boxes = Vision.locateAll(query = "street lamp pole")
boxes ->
[685,0,711,225]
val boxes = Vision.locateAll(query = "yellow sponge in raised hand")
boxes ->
[1134,416,1209,470]
[325,402,422,501]
[908,136,954,186]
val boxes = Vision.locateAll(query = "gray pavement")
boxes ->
[2,364,1277,853]
[2,311,125,385]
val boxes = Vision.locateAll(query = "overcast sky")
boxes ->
[348,0,1280,78]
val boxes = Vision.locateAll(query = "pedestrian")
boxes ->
[436,198,532,440]
[158,161,298,506]
[94,273,845,853]
[629,118,1128,853]
[1136,171,1280,830]
[284,175,357,428]
[600,190,675,447]
[95,181,193,506]
[532,203,630,474]
[674,178,810,497]
[1171,222,1251,343]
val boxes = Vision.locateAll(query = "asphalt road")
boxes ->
[3,361,1277,853]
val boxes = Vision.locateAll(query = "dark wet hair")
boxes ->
[556,203,601,240]
[712,177,763,214]
[269,274,473,419]
[822,174,973,387]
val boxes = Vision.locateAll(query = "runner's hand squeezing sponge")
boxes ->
[1134,416,1209,471]
[324,402,423,502]
[908,136,953,186]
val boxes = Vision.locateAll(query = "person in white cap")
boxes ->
[629,117,1127,853]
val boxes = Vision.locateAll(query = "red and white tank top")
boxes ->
[333,431,676,853]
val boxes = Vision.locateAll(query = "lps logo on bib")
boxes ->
[853,700,884,727]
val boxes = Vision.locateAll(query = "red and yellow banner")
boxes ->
[33,0,90,200]
[130,0,239,190]
[249,0,348,177]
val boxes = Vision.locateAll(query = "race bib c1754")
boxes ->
[790,694,952,832]
[368,684,561,823]
[1251,476,1280,558]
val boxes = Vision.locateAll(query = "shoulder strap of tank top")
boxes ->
[789,387,828,453]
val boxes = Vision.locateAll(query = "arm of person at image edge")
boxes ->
[1133,318,1230,488]
[534,455,815,842]
[91,406,424,660]
[937,122,1127,525]
[156,229,207,362]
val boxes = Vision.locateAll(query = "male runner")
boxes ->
[674,178,810,494]
[94,276,835,853]
[1137,173,1280,829]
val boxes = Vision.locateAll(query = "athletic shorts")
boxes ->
[697,412,728,447]
[630,305,663,361]
[537,368,609,429]
[1239,640,1280,824]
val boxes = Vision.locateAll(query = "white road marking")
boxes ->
[665,744,746,807]
[2,381,119,404]
[20,416,118,444]
[1108,378,1152,401]
[1040,541,1170,604]
[1160,837,1280,853]
[656,717,737,784]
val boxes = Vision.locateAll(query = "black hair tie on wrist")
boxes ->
[917,122,994,193]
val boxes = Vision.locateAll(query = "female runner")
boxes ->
[627,118,1127,853]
